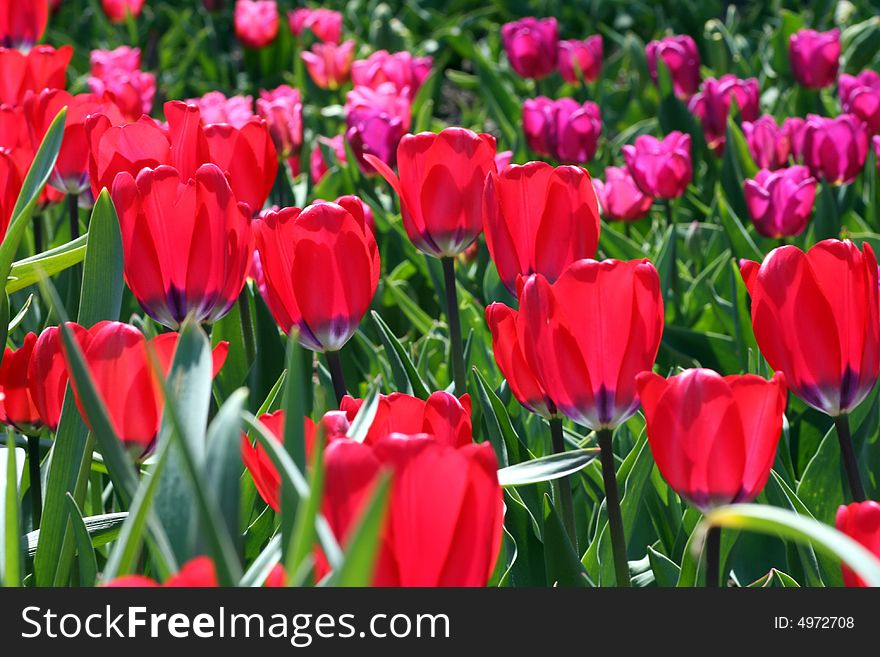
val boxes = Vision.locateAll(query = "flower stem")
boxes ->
[68,193,79,240]
[325,349,348,406]
[27,433,42,529]
[665,198,679,316]
[834,415,866,502]
[441,257,466,396]
[238,286,256,366]
[597,428,630,587]
[33,214,43,255]
[705,525,721,588]
[550,417,576,550]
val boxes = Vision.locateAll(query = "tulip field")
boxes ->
[2,0,880,594]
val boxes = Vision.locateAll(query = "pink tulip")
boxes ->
[593,166,654,222]
[187,90,254,129]
[87,46,155,121]
[302,40,355,90]
[351,50,432,100]
[646,34,701,99]
[501,17,558,79]
[345,84,411,173]
[522,96,601,164]
[622,131,692,199]
[688,75,760,154]
[557,36,602,84]
[234,0,279,49]
[742,115,803,170]
[789,28,840,89]
[494,150,513,171]
[799,114,868,185]
[744,166,816,238]
[287,7,342,44]
[840,70,880,135]
[257,85,303,162]
[101,0,145,23]
[310,134,346,183]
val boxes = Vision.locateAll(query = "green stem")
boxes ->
[68,193,79,240]
[33,214,43,255]
[550,417,576,550]
[665,198,679,319]
[238,286,256,366]
[705,525,721,588]
[26,433,42,529]
[597,428,630,587]
[834,415,866,502]
[441,257,466,396]
[325,350,348,406]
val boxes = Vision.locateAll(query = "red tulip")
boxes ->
[310,134,346,183]
[366,127,497,257]
[789,29,840,89]
[186,90,254,129]
[522,96,602,164]
[0,45,72,105]
[744,166,816,239]
[835,501,880,587]
[557,36,602,84]
[742,115,802,170]
[501,16,558,79]
[740,239,879,416]
[840,70,880,134]
[0,0,48,49]
[257,85,303,161]
[688,75,760,154]
[483,161,600,293]
[253,201,380,351]
[0,150,22,239]
[234,0,279,49]
[489,258,664,428]
[27,324,92,431]
[87,46,155,121]
[623,131,692,199]
[351,50,432,100]
[287,7,342,44]
[100,0,144,22]
[64,322,227,453]
[344,84,411,173]
[332,193,375,235]
[106,556,219,587]
[799,113,869,185]
[646,35,701,99]
[0,333,41,432]
[593,165,654,222]
[636,369,786,510]
[302,40,355,90]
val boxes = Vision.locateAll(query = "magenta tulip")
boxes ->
[622,131,692,199]
[789,29,840,89]
[744,166,817,239]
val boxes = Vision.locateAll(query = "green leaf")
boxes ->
[796,425,845,525]
[647,545,680,587]
[6,235,87,294]
[239,534,282,587]
[498,449,599,488]
[716,185,764,261]
[64,494,98,587]
[748,568,801,588]
[370,310,430,398]
[2,438,23,586]
[285,428,326,580]
[206,389,248,552]
[543,494,592,587]
[346,380,382,443]
[27,512,127,558]
[331,473,391,587]
[280,333,310,562]
[78,190,124,325]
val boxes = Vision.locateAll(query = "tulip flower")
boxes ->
[0,333,41,433]
[688,75,760,154]
[593,166,654,222]
[522,96,602,164]
[100,0,145,23]
[483,161,601,293]
[287,7,342,44]
[743,166,816,239]
[28,324,92,431]
[501,16,558,79]
[622,131,692,199]
[186,90,254,129]
[302,40,355,90]
[87,46,155,121]
[0,151,22,239]
[0,45,72,105]
[351,50,432,99]
[835,501,880,587]
[636,369,786,509]
[557,36,602,84]
[64,322,228,453]
[789,28,840,89]
[257,85,304,166]
[253,201,380,353]
[333,193,375,235]
[310,134,346,183]
[840,70,880,134]
[798,113,868,185]
[645,35,701,99]
[742,115,803,170]
[105,556,219,587]
[344,83,411,173]
[234,0,279,49]
[741,240,879,501]
[86,115,171,198]
[0,0,48,49]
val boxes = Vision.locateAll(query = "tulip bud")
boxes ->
[645,34,701,99]
[351,50,432,100]
[593,165,654,222]
[799,113,869,185]
[839,70,880,135]
[688,75,760,154]
[501,16,558,79]
[100,0,144,23]
[257,85,304,162]
[287,7,342,44]
[302,40,355,90]
[0,333,41,433]
[789,28,840,89]
[234,0,279,49]
[744,166,816,238]
[742,114,801,170]
[557,36,602,84]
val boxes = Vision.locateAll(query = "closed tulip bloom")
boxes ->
[287,7,342,44]
[646,35,701,99]
[366,127,497,257]
[501,16,558,79]
[0,45,72,105]
[0,333,41,432]
[254,201,380,351]
[234,0,279,49]
[112,163,254,327]
[484,162,600,293]
[789,29,840,89]
[742,115,801,170]
[744,166,816,239]
[522,96,602,164]
[623,131,692,199]
[302,40,355,90]
[27,324,92,431]
[351,50,432,99]
[0,0,48,49]
[636,369,786,510]
[740,240,879,416]
[257,85,303,161]
[835,501,880,587]
[688,75,760,154]
[799,114,868,185]
[101,0,144,22]
[344,83,411,173]
[87,46,155,121]
[593,165,654,222]
[333,193,375,234]
[310,134,346,183]
[840,70,880,134]
[557,36,602,84]
[187,90,254,129]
